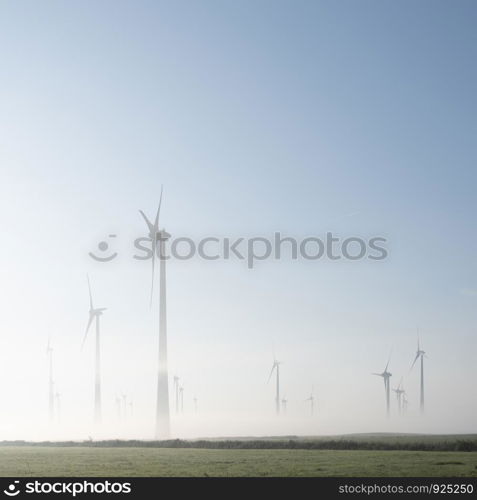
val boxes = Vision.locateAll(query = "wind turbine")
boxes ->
[82,275,106,424]
[140,188,171,439]
[392,378,405,416]
[179,386,184,413]
[55,392,61,422]
[46,338,54,423]
[411,333,426,414]
[139,185,163,306]
[193,396,198,413]
[305,388,315,416]
[402,392,409,415]
[173,376,180,414]
[122,393,127,419]
[281,398,288,414]
[373,353,392,417]
[115,395,122,419]
[267,358,282,415]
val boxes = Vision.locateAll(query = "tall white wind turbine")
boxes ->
[82,275,107,424]
[373,353,392,417]
[267,358,282,415]
[411,333,426,414]
[139,187,171,439]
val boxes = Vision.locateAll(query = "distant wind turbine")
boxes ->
[402,392,409,415]
[305,388,315,416]
[373,352,392,417]
[281,398,288,414]
[122,393,127,418]
[411,333,426,414]
[55,392,61,422]
[82,275,106,424]
[193,396,198,413]
[46,338,54,423]
[267,358,282,415]
[179,386,184,413]
[392,378,405,416]
[115,395,122,419]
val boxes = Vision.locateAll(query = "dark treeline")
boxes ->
[1,439,476,452]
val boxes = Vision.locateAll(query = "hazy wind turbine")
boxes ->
[55,392,61,422]
[305,388,314,416]
[281,398,288,414]
[140,188,171,439]
[402,392,409,415]
[173,376,180,414]
[193,396,198,413]
[373,353,392,417]
[411,334,426,414]
[46,338,54,423]
[267,358,282,415]
[392,378,405,416]
[82,275,107,424]
[115,395,121,419]
[122,393,127,418]
[179,386,184,413]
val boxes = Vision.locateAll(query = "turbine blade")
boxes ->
[154,186,163,228]
[411,352,419,369]
[81,313,94,349]
[87,274,93,310]
[139,210,154,232]
[267,364,276,383]
[385,349,392,371]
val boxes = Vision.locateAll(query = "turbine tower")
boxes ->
[55,392,61,422]
[173,376,180,414]
[281,398,287,414]
[139,187,171,439]
[46,338,54,423]
[82,275,106,424]
[267,358,282,415]
[411,334,426,414]
[392,378,405,416]
[179,386,184,413]
[373,353,392,417]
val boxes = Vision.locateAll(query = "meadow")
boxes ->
[0,435,476,477]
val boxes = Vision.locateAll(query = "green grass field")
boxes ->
[0,446,476,477]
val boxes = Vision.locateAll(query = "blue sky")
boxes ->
[0,1,475,438]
